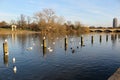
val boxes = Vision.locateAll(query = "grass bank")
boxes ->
[0,28,39,34]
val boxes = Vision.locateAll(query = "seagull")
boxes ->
[13,66,17,73]
[12,57,15,63]
[49,49,53,52]
[26,47,33,50]
[47,47,51,50]
[41,44,43,47]
[47,47,53,52]
[5,39,7,42]
[43,36,46,40]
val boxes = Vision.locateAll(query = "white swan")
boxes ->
[13,66,17,73]
[12,57,15,63]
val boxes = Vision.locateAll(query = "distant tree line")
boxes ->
[0,8,89,34]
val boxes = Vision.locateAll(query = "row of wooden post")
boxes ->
[3,35,109,57]
[3,35,109,53]
[42,35,109,50]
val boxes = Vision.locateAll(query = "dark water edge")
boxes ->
[0,33,120,80]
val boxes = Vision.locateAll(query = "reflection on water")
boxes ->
[3,55,8,67]
[91,36,94,45]
[106,35,108,42]
[12,33,17,44]
[99,35,102,43]
[43,47,47,58]
[0,33,120,80]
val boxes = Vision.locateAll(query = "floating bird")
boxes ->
[47,47,51,50]
[47,47,53,52]
[13,66,17,73]
[41,44,43,47]
[49,49,53,52]
[53,42,55,45]
[77,46,79,49]
[12,57,16,63]
[72,49,75,53]
[5,39,7,42]
[43,36,46,39]
[26,47,33,50]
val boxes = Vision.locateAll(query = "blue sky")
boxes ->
[0,0,120,27]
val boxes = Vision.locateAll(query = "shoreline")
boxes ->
[0,28,41,34]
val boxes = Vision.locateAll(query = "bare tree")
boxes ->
[27,16,31,28]
[42,8,56,23]
[10,20,16,25]
[56,16,65,25]
[67,21,72,26]
[17,14,27,29]
[34,8,57,31]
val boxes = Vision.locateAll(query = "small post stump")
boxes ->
[65,36,68,51]
[81,36,84,46]
[100,35,102,43]
[91,36,94,44]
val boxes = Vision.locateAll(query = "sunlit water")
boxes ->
[0,33,120,80]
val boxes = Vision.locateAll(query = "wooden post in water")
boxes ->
[100,35,102,43]
[65,36,68,51]
[3,40,9,55]
[43,37,47,48]
[106,35,108,42]
[81,36,84,46]
[115,34,117,40]
[42,37,47,58]
[91,36,94,44]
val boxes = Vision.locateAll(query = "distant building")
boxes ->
[113,18,118,28]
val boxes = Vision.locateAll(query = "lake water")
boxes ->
[0,33,120,80]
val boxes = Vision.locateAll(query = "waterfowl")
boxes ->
[12,57,15,63]
[27,47,33,50]
[13,66,17,73]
